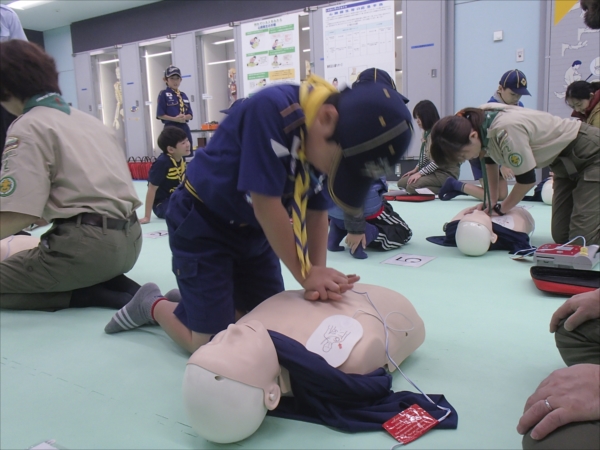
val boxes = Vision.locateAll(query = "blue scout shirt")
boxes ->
[487,94,524,108]
[148,153,185,206]
[184,84,329,229]
[156,87,193,123]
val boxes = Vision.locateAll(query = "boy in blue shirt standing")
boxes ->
[105,71,414,354]
[156,65,193,149]
[139,127,190,224]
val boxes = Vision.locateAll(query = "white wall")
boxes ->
[43,26,78,109]
[454,0,543,179]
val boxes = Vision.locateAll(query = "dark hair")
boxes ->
[412,100,440,131]
[430,108,484,167]
[581,0,600,29]
[565,80,600,102]
[0,40,61,102]
[157,127,189,154]
[572,60,582,67]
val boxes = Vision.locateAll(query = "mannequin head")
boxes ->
[542,178,553,205]
[455,210,497,256]
[183,320,281,443]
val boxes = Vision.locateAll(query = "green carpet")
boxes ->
[1,181,571,449]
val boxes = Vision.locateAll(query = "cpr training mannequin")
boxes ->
[427,206,535,256]
[183,284,426,443]
[1,235,39,261]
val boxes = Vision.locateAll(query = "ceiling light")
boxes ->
[8,0,52,10]
[303,49,310,52]
[213,39,234,45]
[99,59,119,65]
[207,59,236,66]
[138,37,171,47]
[144,51,172,58]
[396,11,403,15]
[302,27,310,31]
[396,36,403,39]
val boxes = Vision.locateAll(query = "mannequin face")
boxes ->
[455,211,498,256]
[185,320,281,443]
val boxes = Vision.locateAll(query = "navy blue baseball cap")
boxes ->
[499,69,531,96]
[164,65,181,78]
[352,67,409,104]
[328,68,414,214]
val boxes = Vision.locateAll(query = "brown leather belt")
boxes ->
[55,212,138,230]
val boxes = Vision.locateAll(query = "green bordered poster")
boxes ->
[241,13,301,96]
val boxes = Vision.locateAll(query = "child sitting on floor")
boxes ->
[139,127,190,224]
[328,177,412,259]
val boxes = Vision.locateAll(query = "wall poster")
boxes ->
[241,13,301,96]
[322,0,395,89]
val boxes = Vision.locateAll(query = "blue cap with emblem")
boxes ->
[499,69,531,96]
[328,68,413,214]
[164,65,181,78]
[352,67,409,104]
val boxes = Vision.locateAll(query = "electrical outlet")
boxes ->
[516,48,524,62]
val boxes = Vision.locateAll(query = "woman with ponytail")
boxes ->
[430,104,599,246]
[565,80,600,128]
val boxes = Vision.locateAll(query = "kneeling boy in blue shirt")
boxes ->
[139,127,190,224]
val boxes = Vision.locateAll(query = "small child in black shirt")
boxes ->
[139,127,190,224]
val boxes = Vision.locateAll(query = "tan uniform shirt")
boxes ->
[477,103,581,175]
[0,106,141,220]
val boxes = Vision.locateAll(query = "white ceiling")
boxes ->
[1,0,162,32]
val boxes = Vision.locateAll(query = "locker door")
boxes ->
[118,43,150,158]
[73,53,96,117]
[172,32,201,131]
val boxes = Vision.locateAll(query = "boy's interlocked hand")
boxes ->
[303,266,360,301]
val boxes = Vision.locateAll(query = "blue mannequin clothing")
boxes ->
[267,330,458,432]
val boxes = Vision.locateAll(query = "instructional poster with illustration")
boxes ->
[322,0,395,89]
[241,13,300,96]
[548,0,599,117]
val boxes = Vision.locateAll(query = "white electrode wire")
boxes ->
[557,236,586,249]
[352,290,452,423]
[510,246,537,260]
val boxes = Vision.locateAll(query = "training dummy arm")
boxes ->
[0,211,38,240]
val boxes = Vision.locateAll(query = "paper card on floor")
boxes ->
[143,230,168,239]
[415,188,435,195]
[381,253,436,268]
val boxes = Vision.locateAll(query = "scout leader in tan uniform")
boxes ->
[0,40,143,310]
[430,104,599,246]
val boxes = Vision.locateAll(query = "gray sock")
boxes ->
[164,288,181,303]
[104,283,163,334]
